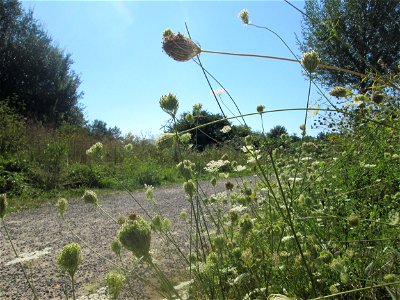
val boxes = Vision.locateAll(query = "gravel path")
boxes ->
[0,183,196,300]
[0,177,256,299]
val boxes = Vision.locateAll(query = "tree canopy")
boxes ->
[0,0,84,126]
[300,0,400,92]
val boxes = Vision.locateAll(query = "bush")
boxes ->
[64,164,103,188]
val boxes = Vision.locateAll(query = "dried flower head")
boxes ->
[0,193,7,219]
[57,243,82,278]
[106,271,125,300]
[160,92,179,117]
[162,30,201,62]
[329,86,350,98]
[239,9,249,24]
[301,50,319,73]
[118,218,151,258]
[57,198,68,217]
[82,190,98,206]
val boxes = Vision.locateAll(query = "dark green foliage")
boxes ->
[170,110,233,151]
[300,0,400,91]
[64,164,103,189]
[0,0,83,126]
[136,168,162,186]
[266,125,288,139]
[89,119,122,139]
[0,157,30,195]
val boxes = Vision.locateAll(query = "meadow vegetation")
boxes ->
[1,0,400,299]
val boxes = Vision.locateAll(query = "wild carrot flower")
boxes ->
[238,9,249,24]
[329,86,349,98]
[118,218,151,258]
[301,50,319,73]
[106,271,125,300]
[144,184,154,203]
[177,160,195,180]
[86,142,104,160]
[204,159,230,173]
[193,103,202,114]
[0,193,7,219]
[57,198,68,217]
[57,243,82,278]
[257,105,265,113]
[160,92,179,117]
[156,133,175,149]
[185,113,194,124]
[111,238,122,257]
[124,143,134,152]
[82,190,98,206]
[220,125,232,133]
[179,132,191,144]
[183,180,196,198]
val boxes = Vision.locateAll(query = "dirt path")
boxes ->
[0,182,201,300]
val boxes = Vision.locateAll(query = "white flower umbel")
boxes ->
[220,125,232,134]
[204,159,230,173]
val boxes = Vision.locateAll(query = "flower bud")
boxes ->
[57,198,68,217]
[160,93,179,117]
[238,9,249,25]
[82,190,98,206]
[57,243,82,278]
[118,218,151,258]
[301,50,319,73]
[183,180,196,198]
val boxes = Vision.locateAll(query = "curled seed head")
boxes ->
[301,50,319,73]
[162,30,201,62]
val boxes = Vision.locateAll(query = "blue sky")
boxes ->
[22,1,324,138]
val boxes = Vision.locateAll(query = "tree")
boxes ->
[0,0,84,126]
[300,0,400,92]
[170,110,233,151]
[266,125,288,139]
[89,119,121,139]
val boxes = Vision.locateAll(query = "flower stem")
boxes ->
[200,49,365,77]
[1,218,38,299]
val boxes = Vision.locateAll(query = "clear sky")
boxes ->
[21,0,323,138]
